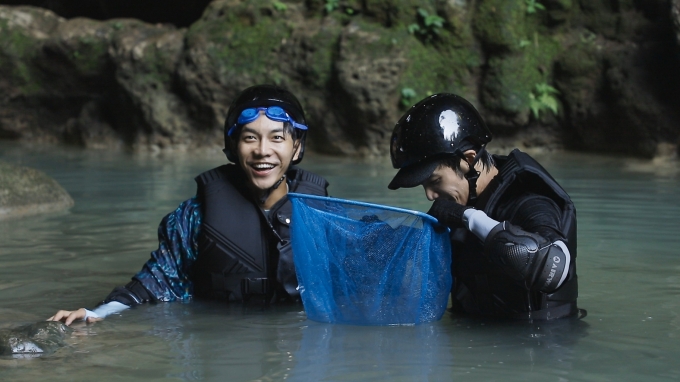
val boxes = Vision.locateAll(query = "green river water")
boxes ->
[1,141,679,381]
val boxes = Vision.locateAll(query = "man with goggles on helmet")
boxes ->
[388,93,581,320]
[49,85,329,325]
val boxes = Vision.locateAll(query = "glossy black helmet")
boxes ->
[224,84,308,164]
[388,93,492,190]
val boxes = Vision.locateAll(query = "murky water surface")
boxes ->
[1,142,679,381]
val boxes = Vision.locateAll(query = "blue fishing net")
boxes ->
[289,193,453,326]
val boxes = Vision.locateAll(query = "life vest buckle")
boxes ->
[240,277,270,296]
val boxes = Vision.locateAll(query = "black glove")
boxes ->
[427,199,474,229]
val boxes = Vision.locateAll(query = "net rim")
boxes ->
[288,193,441,225]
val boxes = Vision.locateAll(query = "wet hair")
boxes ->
[281,121,304,150]
[282,121,300,141]
[439,148,494,177]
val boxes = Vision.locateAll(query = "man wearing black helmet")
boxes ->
[48,85,329,325]
[389,93,580,320]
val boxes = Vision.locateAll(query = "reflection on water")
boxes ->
[1,142,680,381]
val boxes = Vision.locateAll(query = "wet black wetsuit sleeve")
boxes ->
[506,193,565,242]
[484,192,571,292]
[101,279,156,306]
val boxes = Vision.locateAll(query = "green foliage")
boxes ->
[272,1,287,12]
[529,83,560,119]
[399,22,482,106]
[407,8,444,42]
[519,32,539,49]
[525,0,546,14]
[325,0,339,13]
[400,87,417,108]
[580,30,597,44]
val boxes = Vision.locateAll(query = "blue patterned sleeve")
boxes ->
[134,197,202,302]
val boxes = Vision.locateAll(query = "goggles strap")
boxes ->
[229,107,308,137]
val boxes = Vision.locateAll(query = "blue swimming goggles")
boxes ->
[228,106,308,136]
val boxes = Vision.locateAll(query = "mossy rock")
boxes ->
[0,321,72,356]
[574,0,639,40]
[480,32,563,125]
[278,17,343,90]
[305,0,425,27]
[397,24,482,107]
[473,0,529,52]
[0,161,74,220]
[185,0,295,85]
[0,7,62,97]
[48,18,113,78]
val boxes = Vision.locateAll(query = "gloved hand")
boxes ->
[427,199,474,229]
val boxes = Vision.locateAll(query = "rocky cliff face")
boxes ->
[0,0,678,158]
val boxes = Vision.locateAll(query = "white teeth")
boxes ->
[253,163,275,169]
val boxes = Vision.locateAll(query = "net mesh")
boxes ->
[289,193,453,325]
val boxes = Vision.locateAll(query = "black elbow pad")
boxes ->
[534,242,569,293]
[484,222,567,292]
[102,279,153,306]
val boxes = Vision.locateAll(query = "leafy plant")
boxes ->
[325,0,339,13]
[400,87,417,108]
[520,32,539,49]
[272,1,287,12]
[580,30,597,44]
[529,83,560,119]
[407,23,420,34]
[407,8,445,42]
[525,0,546,14]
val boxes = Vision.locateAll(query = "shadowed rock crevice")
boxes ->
[0,0,212,27]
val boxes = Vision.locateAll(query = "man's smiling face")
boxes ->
[237,111,299,196]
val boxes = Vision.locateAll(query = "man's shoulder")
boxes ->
[490,149,573,208]
[493,149,551,176]
[194,164,241,186]
[493,148,534,163]
[287,166,328,186]
[287,166,329,196]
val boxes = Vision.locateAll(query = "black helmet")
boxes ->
[388,93,492,190]
[224,84,308,164]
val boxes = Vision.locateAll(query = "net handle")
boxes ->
[288,193,441,225]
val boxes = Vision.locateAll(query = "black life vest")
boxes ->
[453,149,578,319]
[191,164,328,302]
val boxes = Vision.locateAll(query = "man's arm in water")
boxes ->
[48,197,202,325]
[429,193,572,293]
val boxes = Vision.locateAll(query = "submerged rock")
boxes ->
[0,161,74,220]
[0,321,72,357]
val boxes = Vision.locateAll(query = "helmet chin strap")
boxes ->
[463,145,487,206]
[259,175,286,206]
